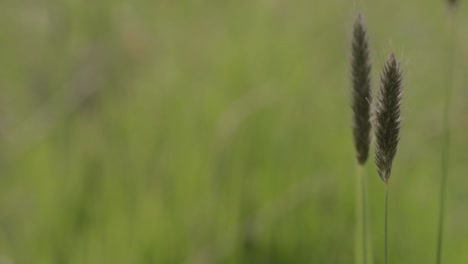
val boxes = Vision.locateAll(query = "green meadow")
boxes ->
[1,0,468,263]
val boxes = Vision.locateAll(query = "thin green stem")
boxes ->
[384,184,389,264]
[362,168,367,264]
[436,12,457,264]
[356,166,368,264]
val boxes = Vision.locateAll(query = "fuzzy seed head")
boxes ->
[374,53,403,182]
[350,14,372,165]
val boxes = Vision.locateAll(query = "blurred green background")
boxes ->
[1,0,468,263]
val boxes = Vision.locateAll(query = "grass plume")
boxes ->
[374,53,403,264]
[350,13,372,264]
[351,14,372,166]
[374,53,402,183]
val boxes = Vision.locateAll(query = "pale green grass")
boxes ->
[0,0,468,263]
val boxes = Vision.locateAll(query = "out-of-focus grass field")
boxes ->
[1,0,468,263]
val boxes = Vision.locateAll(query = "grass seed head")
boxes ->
[350,14,373,165]
[374,53,403,182]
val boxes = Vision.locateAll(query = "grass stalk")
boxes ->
[355,165,368,264]
[384,183,389,264]
[435,8,457,264]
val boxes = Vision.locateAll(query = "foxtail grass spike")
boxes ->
[374,53,403,182]
[351,14,372,165]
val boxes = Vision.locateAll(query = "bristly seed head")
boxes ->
[350,14,372,165]
[374,53,403,183]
